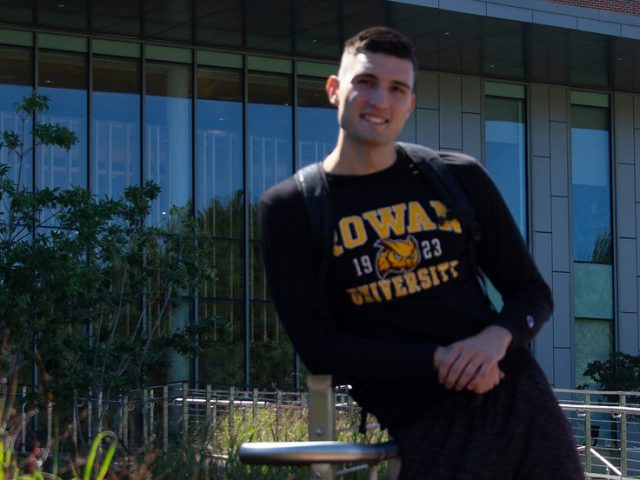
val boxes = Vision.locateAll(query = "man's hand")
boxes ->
[433,325,512,394]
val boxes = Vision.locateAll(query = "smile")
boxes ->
[361,114,388,125]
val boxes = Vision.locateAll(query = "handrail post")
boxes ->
[182,382,189,444]
[307,375,335,480]
[620,393,627,476]
[163,385,169,453]
[584,393,592,475]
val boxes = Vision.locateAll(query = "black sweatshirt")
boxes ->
[259,145,553,427]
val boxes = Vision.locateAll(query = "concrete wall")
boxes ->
[402,70,640,388]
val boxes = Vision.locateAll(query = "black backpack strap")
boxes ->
[294,162,333,284]
[396,142,480,242]
[396,142,489,299]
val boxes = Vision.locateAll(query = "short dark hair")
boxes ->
[343,26,417,72]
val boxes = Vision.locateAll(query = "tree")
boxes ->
[583,352,640,391]
[0,94,216,407]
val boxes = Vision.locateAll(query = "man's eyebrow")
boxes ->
[391,80,412,90]
[353,73,412,90]
[353,73,377,81]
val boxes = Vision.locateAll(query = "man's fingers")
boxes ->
[437,344,462,384]
[452,357,482,391]
[467,366,505,394]
[442,347,479,389]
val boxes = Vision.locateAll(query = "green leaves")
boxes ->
[583,352,640,391]
[32,123,79,151]
[0,94,217,404]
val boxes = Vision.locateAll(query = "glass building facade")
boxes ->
[1,0,635,390]
[0,31,339,388]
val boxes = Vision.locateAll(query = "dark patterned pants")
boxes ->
[388,360,584,480]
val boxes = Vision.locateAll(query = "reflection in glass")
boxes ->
[93,57,140,198]
[572,105,611,264]
[195,68,244,385]
[575,318,613,387]
[572,101,612,381]
[485,95,527,235]
[297,77,336,169]
[250,301,295,387]
[38,52,87,189]
[198,299,244,385]
[0,47,33,189]
[248,71,294,387]
[248,72,292,206]
[145,63,192,224]
[196,67,243,238]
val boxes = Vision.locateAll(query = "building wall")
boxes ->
[1,21,639,389]
[616,93,640,354]
[402,70,640,388]
[545,0,640,16]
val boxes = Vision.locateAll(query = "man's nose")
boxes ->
[369,85,388,107]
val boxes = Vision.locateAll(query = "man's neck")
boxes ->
[323,137,397,175]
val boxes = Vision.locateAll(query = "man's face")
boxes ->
[326,50,416,148]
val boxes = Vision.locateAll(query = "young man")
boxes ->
[260,26,583,479]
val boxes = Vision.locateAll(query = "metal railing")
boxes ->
[10,382,640,478]
[557,389,640,479]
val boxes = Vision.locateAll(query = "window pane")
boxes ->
[196,67,243,238]
[485,95,527,235]
[250,301,295,388]
[572,105,611,264]
[297,76,336,169]
[93,57,140,198]
[572,101,612,381]
[248,72,293,387]
[38,51,87,189]
[248,72,292,235]
[198,238,243,300]
[574,263,613,319]
[199,299,244,385]
[575,318,613,387]
[145,63,192,224]
[0,46,33,189]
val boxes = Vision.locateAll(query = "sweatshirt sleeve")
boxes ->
[259,179,438,384]
[450,156,554,348]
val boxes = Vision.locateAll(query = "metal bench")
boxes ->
[238,375,401,480]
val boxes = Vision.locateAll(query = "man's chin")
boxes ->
[347,132,396,148]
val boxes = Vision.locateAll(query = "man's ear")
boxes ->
[406,93,416,120]
[326,75,340,106]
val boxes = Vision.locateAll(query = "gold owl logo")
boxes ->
[375,235,421,278]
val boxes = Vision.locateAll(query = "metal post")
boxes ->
[368,464,378,480]
[182,382,189,443]
[621,393,628,476]
[307,375,335,480]
[142,389,148,448]
[585,393,592,475]
[150,389,155,440]
[122,395,128,448]
[98,390,103,434]
[206,385,212,423]
[46,401,52,447]
[118,395,124,443]
[253,388,258,423]
[163,385,169,453]
[229,387,235,436]
[276,391,282,438]
[388,457,402,480]
[22,386,27,454]
[88,390,93,443]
